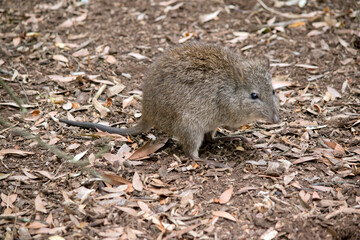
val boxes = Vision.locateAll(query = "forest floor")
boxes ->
[0,0,360,239]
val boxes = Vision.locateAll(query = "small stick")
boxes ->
[62,51,81,72]
[12,70,30,104]
[0,76,26,113]
[257,0,312,19]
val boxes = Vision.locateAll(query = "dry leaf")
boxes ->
[35,194,47,213]
[67,143,80,150]
[272,77,294,90]
[312,191,321,200]
[164,2,183,13]
[299,190,311,203]
[267,16,276,25]
[22,169,38,179]
[199,9,221,23]
[48,75,77,82]
[312,22,327,28]
[58,12,87,29]
[128,52,149,60]
[132,172,143,191]
[1,193,17,207]
[219,186,233,204]
[74,186,95,203]
[26,221,48,229]
[324,86,341,101]
[147,187,173,196]
[213,210,237,222]
[179,32,196,43]
[288,21,306,28]
[159,0,178,6]
[324,15,338,27]
[102,153,123,164]
[30,109,40,116]
[105,55,117,64]
[53,54,68,63]
[38,0,64,10]
[72,102,80,109]
[137,200,152,213]
[72,150,88,162]
[62,101,72,110]
[8,175,30,181]
[295,64,318,69]
[36,170,54,180]
[72,48,89,57]
[227,32,250,43]
[35,227,66,235]
[323,139,345,156]
[90,79,115,85]
[0,149,34,157]
[0,173,10,180]
[13,37,21,47]
[292,155,319,164]
[353,149,360,155]
[92,132,128,142]
[68,33,89,40]
[237,186,258,194]
[260,227,278,240]
[325,207,360,220]
[340,58,354,66]
[307,30,323,37]
[101,172,132,185]
[180,191,194,208]
[92,98,110,118]
[310,185,333,192]
[271,63,291,67]
[116,206,138,217]
[128,139,167,160]
[106,84,126,97]
[283,172,296,185]
[122,96,137,108]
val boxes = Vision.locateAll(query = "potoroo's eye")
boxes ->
[251,93,259,99]
[272,90,275,95]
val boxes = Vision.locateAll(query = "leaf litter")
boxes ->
[0,0,360,239]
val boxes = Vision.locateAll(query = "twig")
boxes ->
[0,159,10,170]
[74,38,93,52]
[0,215,50,226]
[11,69,30,104]
[269,195,292,206]
[17,80,30,104]
[257,0,313,19]
[0,78,116,184]
[12,213,17,240]
[312,181,360,187]
[0,68,12,76]
[11,128,73,162]
[0,76,26,113]
[0,115,72,163]
[163,223,202,240]
[0,122,19,134]
[61,51,80,72]
[0,116,109,180]
[248,18,309,31]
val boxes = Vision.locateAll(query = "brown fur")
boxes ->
[60,42,280,160]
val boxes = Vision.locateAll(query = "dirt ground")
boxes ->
[0,0,360,239]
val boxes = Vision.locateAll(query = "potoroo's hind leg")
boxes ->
[180,130,229,168]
